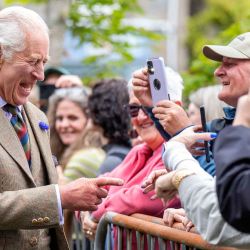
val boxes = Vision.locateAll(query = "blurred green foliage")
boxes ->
[4,0,163,83]
[184,0,250,98]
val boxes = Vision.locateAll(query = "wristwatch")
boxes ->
[171,169,196,189]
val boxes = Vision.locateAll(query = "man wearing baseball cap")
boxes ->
[204,32,250,233]
[203,32,250,108]
[136,32,250,247]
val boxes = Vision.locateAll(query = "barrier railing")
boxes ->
[94,212,239,250]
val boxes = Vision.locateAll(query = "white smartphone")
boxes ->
[147,57,169,106]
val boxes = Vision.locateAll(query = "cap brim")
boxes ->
[203,45,249,61]
[44,67,70,80]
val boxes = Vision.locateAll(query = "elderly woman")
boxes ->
[80,67,183,249]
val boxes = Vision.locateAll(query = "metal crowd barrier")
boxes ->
[72,217,94,250]
[93,212,239,250]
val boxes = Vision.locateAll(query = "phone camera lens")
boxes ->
[153,79,161,90]
[147,61,154,75]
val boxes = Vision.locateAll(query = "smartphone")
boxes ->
[200,105,210,163]
[147,57,169,106]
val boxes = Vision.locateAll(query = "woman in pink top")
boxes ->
[80,68,183,248]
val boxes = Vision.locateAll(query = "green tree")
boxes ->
[184,0,250,98]
[4,0,163,83]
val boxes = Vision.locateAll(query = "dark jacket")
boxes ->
[215,125,250,233]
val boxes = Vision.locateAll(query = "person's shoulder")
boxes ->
[24,102,48,124]
[72,147,106,160]
[207,118,226,133]
[25,101,48,119]
[105,143,131,158]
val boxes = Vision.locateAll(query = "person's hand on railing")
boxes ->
[163,208,194,232]
[80,211,98,240]
[131,67,153,107]
[141,169,168,198]
[168,125,217,156]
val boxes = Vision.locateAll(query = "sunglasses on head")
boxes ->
[124,104,150,118]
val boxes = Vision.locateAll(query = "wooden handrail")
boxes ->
[132,213,197,234]
[95,212,239,250]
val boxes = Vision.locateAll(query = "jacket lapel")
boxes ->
[24,103,58,184]
[0,108,34,181]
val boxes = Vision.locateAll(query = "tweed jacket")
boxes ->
[0,102,68,250]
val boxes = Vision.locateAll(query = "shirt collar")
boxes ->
[0,97,23,113]
[223,106,236,120]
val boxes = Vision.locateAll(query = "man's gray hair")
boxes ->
[0,6,49,61]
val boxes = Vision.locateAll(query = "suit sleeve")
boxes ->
[0,184,60,230]
[215,125,250,233]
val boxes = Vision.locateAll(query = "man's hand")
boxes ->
[59,177,124,211]
[155,171,177,203]
[80,211,98,240]
[55,75,83,88]
[170,125,216,156]
[234,88,250,127]
[132,67,153,106]
[152,100,192,136]
[141,169,168,194]
[163,208,194,232]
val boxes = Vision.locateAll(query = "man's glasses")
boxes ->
[124,104,151,118]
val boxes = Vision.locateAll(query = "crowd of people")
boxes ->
[1,5,250,250]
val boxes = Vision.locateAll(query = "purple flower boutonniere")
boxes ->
[39,121,49,131]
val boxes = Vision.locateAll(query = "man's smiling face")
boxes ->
[214,57,250,107]
[0,31,49,106]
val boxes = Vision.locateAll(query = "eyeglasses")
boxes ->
[124,104,151,118]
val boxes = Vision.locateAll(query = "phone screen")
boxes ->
[200,105,210,162]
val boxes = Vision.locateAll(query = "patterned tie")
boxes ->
[4,104,31,166]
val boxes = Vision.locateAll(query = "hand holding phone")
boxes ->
[200,105,210,163]
[147,57,169,106]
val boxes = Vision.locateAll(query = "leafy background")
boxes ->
[4,0,250,99]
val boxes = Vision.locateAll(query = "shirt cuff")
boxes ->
[163,141,209,176]
[55,184,64,225]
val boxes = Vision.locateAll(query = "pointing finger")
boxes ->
[96,177,124,187]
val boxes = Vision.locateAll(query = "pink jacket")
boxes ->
[92,142,180,221]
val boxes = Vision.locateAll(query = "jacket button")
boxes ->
[31,219,38,225]
[37,217,44,223]
[44,217,50,223]
[29,236,38,246]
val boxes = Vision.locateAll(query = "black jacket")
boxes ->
[215,125,250,233]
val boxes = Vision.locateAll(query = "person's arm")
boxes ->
[215,125,250,233]
[160,139,250,248]
[0,185,60,230]
[178,174,250,248]
[194,154,215,177]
